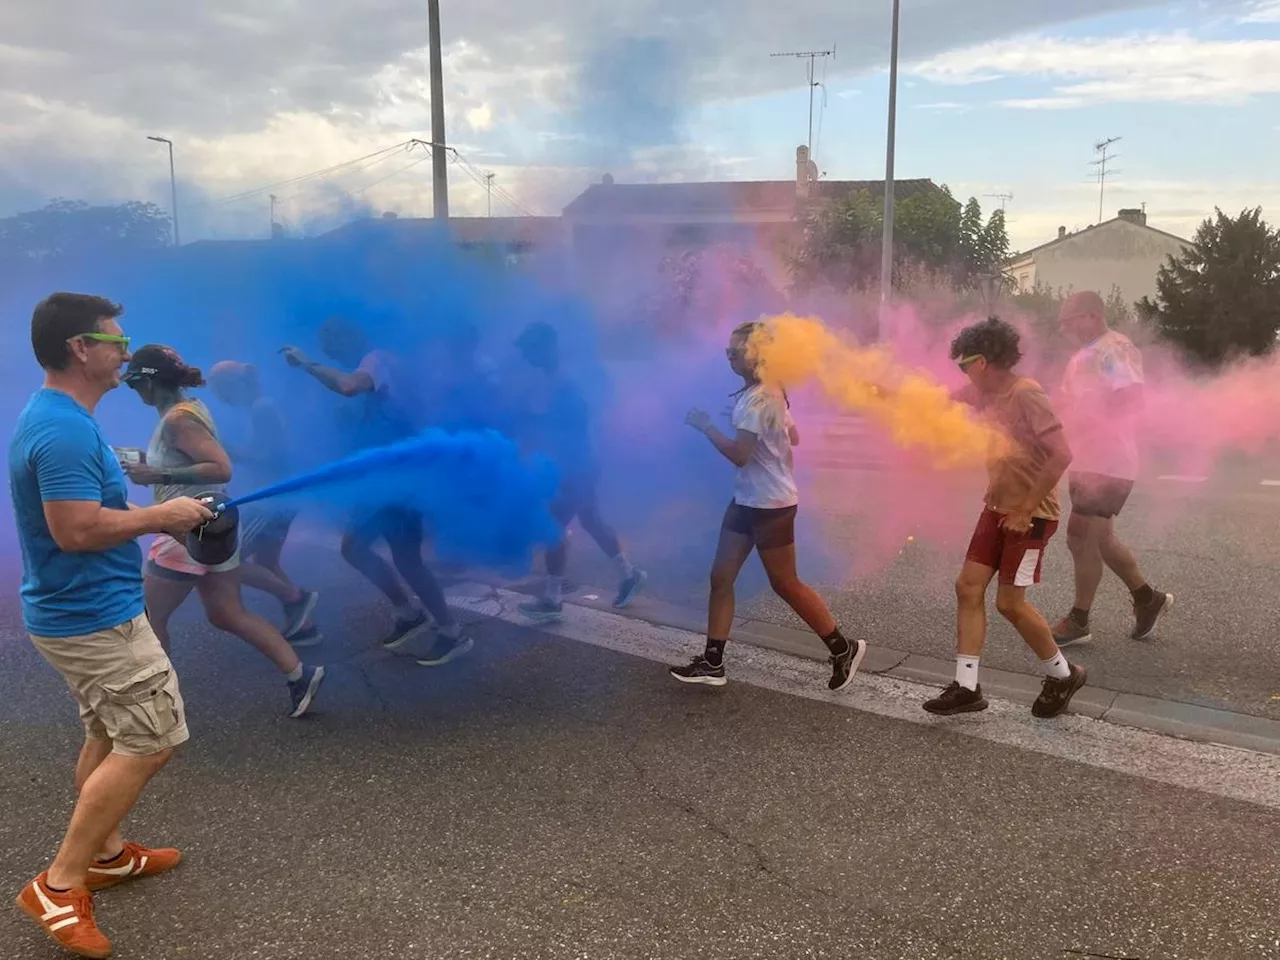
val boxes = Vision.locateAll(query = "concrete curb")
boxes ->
[469,574,1280,757]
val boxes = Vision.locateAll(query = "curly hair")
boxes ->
[949,317,1022,370]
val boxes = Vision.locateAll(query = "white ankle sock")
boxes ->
[955,655,981,691]
[1042,652,1071,680]
[286,663,304,682]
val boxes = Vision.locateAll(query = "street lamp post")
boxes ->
[147,136,180,246]
[877,0,902,340]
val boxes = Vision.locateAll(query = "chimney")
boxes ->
[1057,226,1066,240]
[601,173,615,186]
[795,145,818,200]
[1117,208,1147,227]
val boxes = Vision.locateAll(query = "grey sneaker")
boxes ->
[613,570,647,609]
[415,631,474,667]
[1131,592,1173,641]
[1051,614,1093,648]
[519,598,564,624]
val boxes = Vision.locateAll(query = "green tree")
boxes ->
[957,197,985,275]
[787,188,883,293]
[895,186,963,273]
[788,187,1009,293]
[0,199,172,265]
[629,244,784,336]
[978,208,1010,274]
[1138,207,1280,365]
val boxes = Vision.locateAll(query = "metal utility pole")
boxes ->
[269,194,277,233]
[146,136,179,246]
[484,172,495,218]
[770,48,834,157]
[878,0,902,331]
[985,192,1013,212]
[428,0,449,219]
[1091,136,1121,224]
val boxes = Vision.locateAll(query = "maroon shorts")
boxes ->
[965,508,1059,587]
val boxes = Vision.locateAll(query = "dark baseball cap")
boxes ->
[122,344,187,384]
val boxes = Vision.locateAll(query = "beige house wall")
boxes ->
[1009,219,1190,306]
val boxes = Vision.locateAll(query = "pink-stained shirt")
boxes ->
[1060,330,1144,481]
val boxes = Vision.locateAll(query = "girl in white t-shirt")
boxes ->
[670,321,865,691]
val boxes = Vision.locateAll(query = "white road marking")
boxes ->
[447,583,1280,812]
[1262,480,1280,487]
[1156,475,1209,483]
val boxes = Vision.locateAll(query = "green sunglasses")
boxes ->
[957,354,985,371]
[76,332,131,350]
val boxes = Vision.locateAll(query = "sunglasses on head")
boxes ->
[957,354,985,371]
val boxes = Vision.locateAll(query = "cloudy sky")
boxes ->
[0,0,1276,249]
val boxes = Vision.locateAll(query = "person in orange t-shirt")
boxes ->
[924,317,1088,720]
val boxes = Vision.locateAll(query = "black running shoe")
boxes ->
[282,589,320,639]
[1131,591,1173,641]
[381,612,431,651]
[1031,664,1088,718]
[829,638,867,692]
[287,665,325,718]
[923,682,988,715]
[415,632,474,667]
[287,624,324,649]
[669,657,726,687]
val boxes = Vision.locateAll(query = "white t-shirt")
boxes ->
[1060,330,1143,480]
[730,385,798,509]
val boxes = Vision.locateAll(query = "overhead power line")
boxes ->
[195,141,414,207]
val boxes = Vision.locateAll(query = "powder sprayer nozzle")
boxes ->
[185,493,240,567]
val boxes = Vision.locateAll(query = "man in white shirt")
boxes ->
[1053,292,1172,647]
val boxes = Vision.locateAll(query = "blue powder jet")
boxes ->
[225,429,563,575]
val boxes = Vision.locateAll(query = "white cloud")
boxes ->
[0,0,1167,222]
[915,101,972,112]
[466,104,495,131]
[912,33,1280,107]
[1242,1,1280,23]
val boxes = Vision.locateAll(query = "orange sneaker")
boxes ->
[14,872,111,958]
[86,841,182,891]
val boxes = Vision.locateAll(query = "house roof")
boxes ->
[1010,215,1191,263]
[322,216,563,246]
[562,178,947,218]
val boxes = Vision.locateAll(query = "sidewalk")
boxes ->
[481,573,1280,756]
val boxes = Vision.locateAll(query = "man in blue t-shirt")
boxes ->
[9,292,211,957]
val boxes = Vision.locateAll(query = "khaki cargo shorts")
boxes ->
[29,614,189,757]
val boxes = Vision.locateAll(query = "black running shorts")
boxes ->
[1068,472,1135,519]
[721,501,798,550]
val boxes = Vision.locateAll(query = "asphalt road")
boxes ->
[556,459,1280,722]
[2,584,1279,960]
